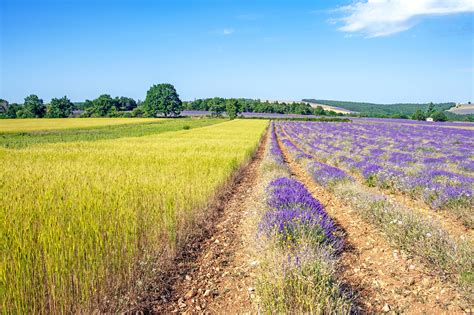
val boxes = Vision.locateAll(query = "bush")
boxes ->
[431,111,448,122]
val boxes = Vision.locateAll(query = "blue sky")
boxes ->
[1,0,473,104]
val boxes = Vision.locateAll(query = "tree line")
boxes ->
[1,86,346,120]
[184,98,345,118]
[0,84,183,119]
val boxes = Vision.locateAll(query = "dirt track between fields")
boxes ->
[145,130,268,314]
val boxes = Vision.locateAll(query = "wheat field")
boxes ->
[0,119,268,313]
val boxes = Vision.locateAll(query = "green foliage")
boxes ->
[444,111,474,122]
[80,95,138,117]
[20,94,46,118]
[115,96,137,111]
[312,105,325,115]
[0,118,221,149]
[208,97,226,116]
[47,96,74,118]
[426,102,436,117]
[305,99,455,117]
[431,111,448,122]
[143,83,183,117]
[4,103,21,118]
[83,94,117,117]
[185,98,322,116]
[411,109,427,121]
[225,98,241,119]
[131,106,145,117]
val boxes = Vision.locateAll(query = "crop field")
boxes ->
[244,120,472,313]
[0,118,165,133]
[0,118,220,149]
[2,117,473,314]
[0,118,268,313]
[276,121,474,225]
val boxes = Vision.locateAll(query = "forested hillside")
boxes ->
[304,99,455,116]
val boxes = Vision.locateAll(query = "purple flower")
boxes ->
[259,177,343,252]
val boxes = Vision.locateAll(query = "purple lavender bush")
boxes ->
[259,177,343,252]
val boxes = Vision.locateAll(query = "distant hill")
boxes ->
[302,99,456,116]
[448,103,474,115]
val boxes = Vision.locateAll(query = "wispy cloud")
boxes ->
[337,0,474,37]
[222,28,235,35]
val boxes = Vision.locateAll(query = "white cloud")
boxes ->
[222,28,235,35]
[338,0,474,37]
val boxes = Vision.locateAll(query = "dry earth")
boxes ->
[147,132,268,314]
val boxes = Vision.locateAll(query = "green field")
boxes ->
[0,118,220,148]
[0,118,163,133]
[0,118,268,313]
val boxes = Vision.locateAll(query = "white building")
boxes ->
[426,117,434,122]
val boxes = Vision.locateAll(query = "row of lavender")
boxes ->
[278,121,474,227]
[275,123,474,292]
[255,124,352,313]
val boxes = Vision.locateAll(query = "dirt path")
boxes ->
[149,132,268,314]
[277,136,469,314]
[277,126,473,242]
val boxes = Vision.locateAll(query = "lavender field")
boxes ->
[254,121,474,313]
[276,120,474,227]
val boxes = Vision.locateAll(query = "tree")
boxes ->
[23,94,46,118]
[431,111,448,122]
[5,103,21,118]
[143,83,182,117]
[84,94,117,117]
[0,99,8,116]
[426,102,436,117]
[313,105,326,116]
[47,96,74,118]
[225,99,241,119]
[412,109,426,121]
[115,96,137,111]
[208,97,225,116]
[131,107,145,117]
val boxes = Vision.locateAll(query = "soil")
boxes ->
[277,135,471,314]
[145,131,268,314]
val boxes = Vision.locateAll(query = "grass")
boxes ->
[0,118,222,148]
[0,119,268,313]
[334,183,474,285]
[0,118,163,133]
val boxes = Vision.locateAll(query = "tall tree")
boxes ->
[0,99,8,115]
[84,94,117,117]
[209,97,225,116]
[47,96,74,118]
[115,96,137,111]
[426,102,436,117]
[412,109,426,121]
[23,94,46,118]
[143,84,182,117]
[5,103,20,118]
[225,98,241,119]
[431,111,448,122]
